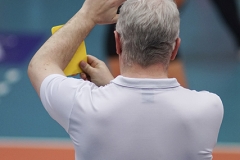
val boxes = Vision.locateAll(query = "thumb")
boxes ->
[80,60,93,75]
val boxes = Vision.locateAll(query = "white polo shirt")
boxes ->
[40,74,223,160]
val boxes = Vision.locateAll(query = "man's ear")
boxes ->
[170,38,181,60]
[114,31,122,55]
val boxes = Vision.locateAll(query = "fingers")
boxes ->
[79,55,100,77]
[80,72,91,81]
[87,55,101,68]
[112,1,124,23]
[79,55,115,86]
[80,60,92,75]
[81,0,126,25]
[80,72,87,80]
[112,14,119,23]
[117,0,126,6]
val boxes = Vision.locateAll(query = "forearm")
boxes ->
[28,0,124,95]
[28,10,95,94]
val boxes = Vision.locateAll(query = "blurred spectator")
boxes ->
[210,0,240,55]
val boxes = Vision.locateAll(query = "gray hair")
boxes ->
[116,0,180,69]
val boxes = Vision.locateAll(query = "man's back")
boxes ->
[41,75,223,160]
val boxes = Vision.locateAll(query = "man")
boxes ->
[28,0,224,160]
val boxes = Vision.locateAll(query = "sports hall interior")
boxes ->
[0,0,239,159]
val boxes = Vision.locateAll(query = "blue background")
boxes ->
[0,0,240,144]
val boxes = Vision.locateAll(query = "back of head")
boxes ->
[116,0,180,69]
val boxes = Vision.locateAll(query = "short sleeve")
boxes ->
[40,74,97,132]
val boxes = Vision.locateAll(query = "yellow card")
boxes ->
[51,25,87,76]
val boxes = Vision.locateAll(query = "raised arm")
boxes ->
[28,0,125,96]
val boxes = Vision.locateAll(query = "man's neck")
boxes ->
[121,63,168,79]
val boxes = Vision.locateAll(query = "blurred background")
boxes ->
[0,0,240,159]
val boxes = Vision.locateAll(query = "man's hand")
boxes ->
[80,55,114,86]
[81,0,126,24]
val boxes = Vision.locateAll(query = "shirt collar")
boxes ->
[111,75,180,89]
